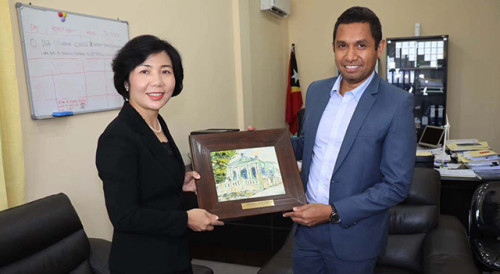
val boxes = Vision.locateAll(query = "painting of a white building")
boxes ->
[210,146,285,202]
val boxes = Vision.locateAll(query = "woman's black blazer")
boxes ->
[96,102,189,273]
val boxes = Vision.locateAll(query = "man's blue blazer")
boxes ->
[292,73,416,261]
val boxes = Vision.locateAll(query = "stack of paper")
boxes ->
[456,147,498,162]
[434,152,451,162]
[472,168,500,180]
[436,167,478,178]
[448,139,480,145]
[447,140,490,152]
[468,159,500,168]
[416,151,433,157]
[463,150,500,180]
[463,150,499,161]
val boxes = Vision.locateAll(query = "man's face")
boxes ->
[333,22,385,88]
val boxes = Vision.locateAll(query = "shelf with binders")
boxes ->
[386,35,449,140]
[386,35,448,70]
[386,67,447,93]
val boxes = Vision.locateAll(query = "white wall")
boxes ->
[13,0,497,241]
[9,0,289,239]
[288,0,500,149]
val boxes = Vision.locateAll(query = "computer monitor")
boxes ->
[418,125,445,148]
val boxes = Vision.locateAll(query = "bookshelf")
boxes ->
[386,35,449,139]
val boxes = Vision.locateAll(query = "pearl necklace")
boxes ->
[148,119,162,133]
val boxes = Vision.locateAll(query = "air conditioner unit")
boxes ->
[260,0,290,17]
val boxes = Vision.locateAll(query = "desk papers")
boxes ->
[437,168,478,179]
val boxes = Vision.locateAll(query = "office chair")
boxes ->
[469,181,500,271]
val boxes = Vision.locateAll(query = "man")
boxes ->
[283,6,416,273]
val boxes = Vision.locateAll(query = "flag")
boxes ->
[286,44,303,135]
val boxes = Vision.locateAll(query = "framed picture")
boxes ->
[189,128,306,220]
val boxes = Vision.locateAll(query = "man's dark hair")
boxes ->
[333,6,382,50]
[112,35,184,100]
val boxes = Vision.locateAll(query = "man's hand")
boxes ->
[183,171,200,193]
[283,203,332,226]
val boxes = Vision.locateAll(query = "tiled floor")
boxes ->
[192,259,260,274]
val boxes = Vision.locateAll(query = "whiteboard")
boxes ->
[16,3,128,119]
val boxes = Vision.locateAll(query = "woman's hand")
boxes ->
[187,209,224,231]
[183,171,200,193]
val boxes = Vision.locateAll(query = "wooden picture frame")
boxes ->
[189,128,306,220]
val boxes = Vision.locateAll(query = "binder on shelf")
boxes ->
[437,105,444,126]
[419,78,444,90]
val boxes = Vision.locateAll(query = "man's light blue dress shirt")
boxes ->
[306,72,375,204]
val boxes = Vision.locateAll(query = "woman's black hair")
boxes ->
[112,35,184,99]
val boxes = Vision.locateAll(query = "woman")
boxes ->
[96,35,223,274]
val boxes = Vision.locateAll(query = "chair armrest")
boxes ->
[88,238,111,274]
[192,264,214,274]
[423,215,479,274]
[258,228,294,274]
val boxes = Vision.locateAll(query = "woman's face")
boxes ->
[127,51,175,117]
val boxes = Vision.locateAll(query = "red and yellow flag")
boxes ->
[286,44,303,134]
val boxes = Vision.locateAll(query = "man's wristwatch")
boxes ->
[329,204,341,224]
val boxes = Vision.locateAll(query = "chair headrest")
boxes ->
[389,168,440,234]
[404,168,440,206]
[0,193,86,266]
[470,182,500,236]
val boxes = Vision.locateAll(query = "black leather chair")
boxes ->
[0,193,213,274]
[258,168,478,274]
[469,181,500,271]
[0,193,111,273]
